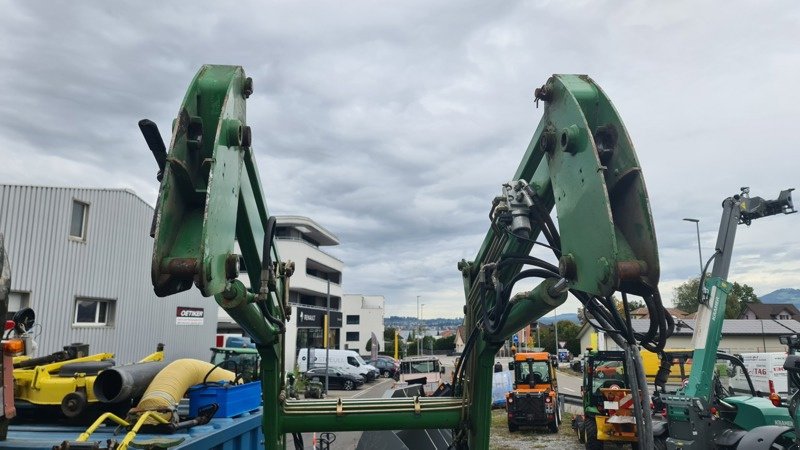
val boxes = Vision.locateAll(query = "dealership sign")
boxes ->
[296,307,342,328]
[176,307,204,326]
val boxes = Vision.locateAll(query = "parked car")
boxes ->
[304,367,364,391]
[298,348,374,381]
[370,357,399,378]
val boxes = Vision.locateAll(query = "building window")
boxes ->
[780,314,790,320]
[346,332,360,342]
[346,315,360,325]
[74,298,114,326]
[70,200,89,240]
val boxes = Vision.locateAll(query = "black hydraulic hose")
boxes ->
[454,326,481,390]
[256,215,286,334]
[507,231,562,253]
[262,216,277,270]
[636,294,664,353]
[490,268,559,334]
[696,250,721,304]
[494,255,560,274]
[621,293,637,344]
[292,432,304,450]
[484,268,559,337]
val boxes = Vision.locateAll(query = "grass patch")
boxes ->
[489,407,580,447]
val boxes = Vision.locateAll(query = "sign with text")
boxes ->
[296,306,342,328]
[176,307,204,326]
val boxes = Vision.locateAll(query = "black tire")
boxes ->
[585,416,603,450]
[508,422,518,432]
[344,380,354,391]
[577,424,586,444]
[548,408,561,433]
[61,391,87,418]
[653,436,667,450]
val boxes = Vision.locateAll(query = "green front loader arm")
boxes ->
[148,68,659,450]
[458,74,658,449]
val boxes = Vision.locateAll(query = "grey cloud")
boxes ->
[1,0,798,318]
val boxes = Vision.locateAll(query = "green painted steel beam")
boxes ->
[494,278,567,340]
[459,74,659,449]
[282,400,463,432]
[149,65,288,450]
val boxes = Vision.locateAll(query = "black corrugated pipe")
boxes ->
[93,361,169,403]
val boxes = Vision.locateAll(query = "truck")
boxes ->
[397,356,445,394]
[730,352,788,398]
[505,352,560,432]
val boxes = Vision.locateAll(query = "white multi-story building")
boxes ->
[218,216,344,373]
[277,216,344,372]
[341,295,385,354]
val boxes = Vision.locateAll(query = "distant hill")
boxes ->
[539,313,580,324]
[385,316,463,328]
[761,288,800,304]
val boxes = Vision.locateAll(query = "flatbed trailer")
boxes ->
[0,408,263,450]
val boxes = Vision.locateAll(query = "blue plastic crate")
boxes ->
[187,381,261,418]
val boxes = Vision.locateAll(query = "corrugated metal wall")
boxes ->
[0,185,216,363]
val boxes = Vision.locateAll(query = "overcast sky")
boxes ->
[1,1,798,319]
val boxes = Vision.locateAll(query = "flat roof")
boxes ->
[276,215,339,246]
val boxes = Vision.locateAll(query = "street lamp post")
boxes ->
[553,307,559,358]
[421,303,425,355]
[683,218,703,275]
[416,296,421,355]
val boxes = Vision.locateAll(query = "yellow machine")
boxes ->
[13,345,164,419]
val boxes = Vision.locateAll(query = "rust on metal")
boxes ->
[161,258,199,278]
[616,260,648,281]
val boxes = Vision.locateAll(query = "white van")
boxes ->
[297,349,379,381]
[730,352,788,396]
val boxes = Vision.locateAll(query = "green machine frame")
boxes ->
[146,66,661,449]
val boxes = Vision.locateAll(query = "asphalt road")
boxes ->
[557,369,582,396]
[287,377,396,449]
[283,365,586,448]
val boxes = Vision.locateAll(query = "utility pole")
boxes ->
[416,295,421,355]
[421,303,425,355]
[324,279,330,394]
[553,307,559,359]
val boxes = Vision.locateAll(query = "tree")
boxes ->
[534,321,582,357]
[673,277,760,319]
[434,335,456,351]
[578,296,644,324]
[384,327,397,341]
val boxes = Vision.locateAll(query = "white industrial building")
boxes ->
[342,294,385,354]
[578,319,800,354]
[0,185,216,362]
